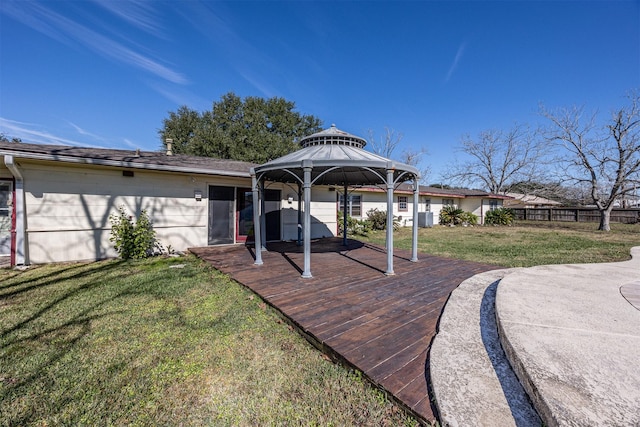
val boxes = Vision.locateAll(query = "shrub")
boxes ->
[337,211,371,236]
[484,207,515,226]
[365,208,400,231]
[461,211,479,225]
[109,205,157,259]
[439,205,479,226]
[439,205,465,226]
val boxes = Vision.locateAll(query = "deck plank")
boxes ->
[190,238,499,424]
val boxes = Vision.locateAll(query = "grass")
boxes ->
[361,220,640,267]
[3,221,638,426]
[0,256,419,426]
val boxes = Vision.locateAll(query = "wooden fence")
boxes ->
[512,208,640,224]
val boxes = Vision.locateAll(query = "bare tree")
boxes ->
[367,127,432,183]
[444,124,545,193]
[541,91,640,231]
[399,146,431,184]
[367,127,403,159]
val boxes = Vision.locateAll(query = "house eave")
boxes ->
[0,149,251,178]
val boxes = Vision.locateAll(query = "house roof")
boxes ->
[503,192,562,206]
[356,183,510,199]
[0,141,256,177]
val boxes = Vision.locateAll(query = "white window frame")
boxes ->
[339,194,362,217]
[398,195,408,212]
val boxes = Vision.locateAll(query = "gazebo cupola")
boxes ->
[299,124,367,148]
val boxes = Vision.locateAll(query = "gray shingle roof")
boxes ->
[0,141,256,177]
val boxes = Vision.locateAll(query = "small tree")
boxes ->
[109,205,157,259]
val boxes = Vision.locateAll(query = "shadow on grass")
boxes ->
[0,258,208,425]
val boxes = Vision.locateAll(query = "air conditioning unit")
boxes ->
[418,212,434,227]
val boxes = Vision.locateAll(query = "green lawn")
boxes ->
[0,256,418,426]
[361,220,640,267]
[3,221,638,426]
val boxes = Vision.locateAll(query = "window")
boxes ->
[442,198,455,207]
[398,196,408,212]
[489,200,499,211]
[338,194,362,217]
[424,198,431,212]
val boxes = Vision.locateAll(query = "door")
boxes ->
[208,186,235,245]
[0,181,12,257]
[264,189,281,241]
[235,188,254,243]
[235,188,281,243]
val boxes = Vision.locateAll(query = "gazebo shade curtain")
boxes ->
[251,125,420,278]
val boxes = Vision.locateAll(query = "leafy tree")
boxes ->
[541,90,640,231]
[159,92,322,163]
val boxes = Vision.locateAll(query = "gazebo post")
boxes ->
[343,183,348,246]
[385,165,395,276]
[297,182,302,246]
[250,170,263,265]
[302,160,313,278]
[260,180,266,251]
[411,177,419,262]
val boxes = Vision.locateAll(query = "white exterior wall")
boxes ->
[16,161,249,263]
[355,191,422,227]
[459,198,482,223]
[419,197,457,226]
[281,186,337,240]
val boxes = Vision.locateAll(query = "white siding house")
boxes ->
[343,184,508,226]
[0,142,338,266]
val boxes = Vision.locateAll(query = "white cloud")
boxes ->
[0,117,105,147]
[1,0,187,84]
[91,0,164,38]
[445,42,467,83]
[67,121,108,142]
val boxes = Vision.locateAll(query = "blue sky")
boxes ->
[1,0,639,181]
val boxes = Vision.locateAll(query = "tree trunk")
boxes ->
[598,209,611,231]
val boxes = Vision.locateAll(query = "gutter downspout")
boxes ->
[4,155,27,265]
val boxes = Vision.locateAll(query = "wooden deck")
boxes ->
[190,238,499,423]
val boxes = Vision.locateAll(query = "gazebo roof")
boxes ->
[253,125,419,185]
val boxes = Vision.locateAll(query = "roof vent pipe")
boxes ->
[165,138,173,156]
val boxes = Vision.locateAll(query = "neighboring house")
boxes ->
[502,192,562,209]
[340,183,510,226]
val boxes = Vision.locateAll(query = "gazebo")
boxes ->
[250,125,420,278]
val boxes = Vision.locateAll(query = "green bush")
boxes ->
[461,211,479,225]
[365,208,400,231]
[484,207,515,226]
[439,205,478,226]
[337,211,371,236]
[439,205,465,226]
[109,205,157,259]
